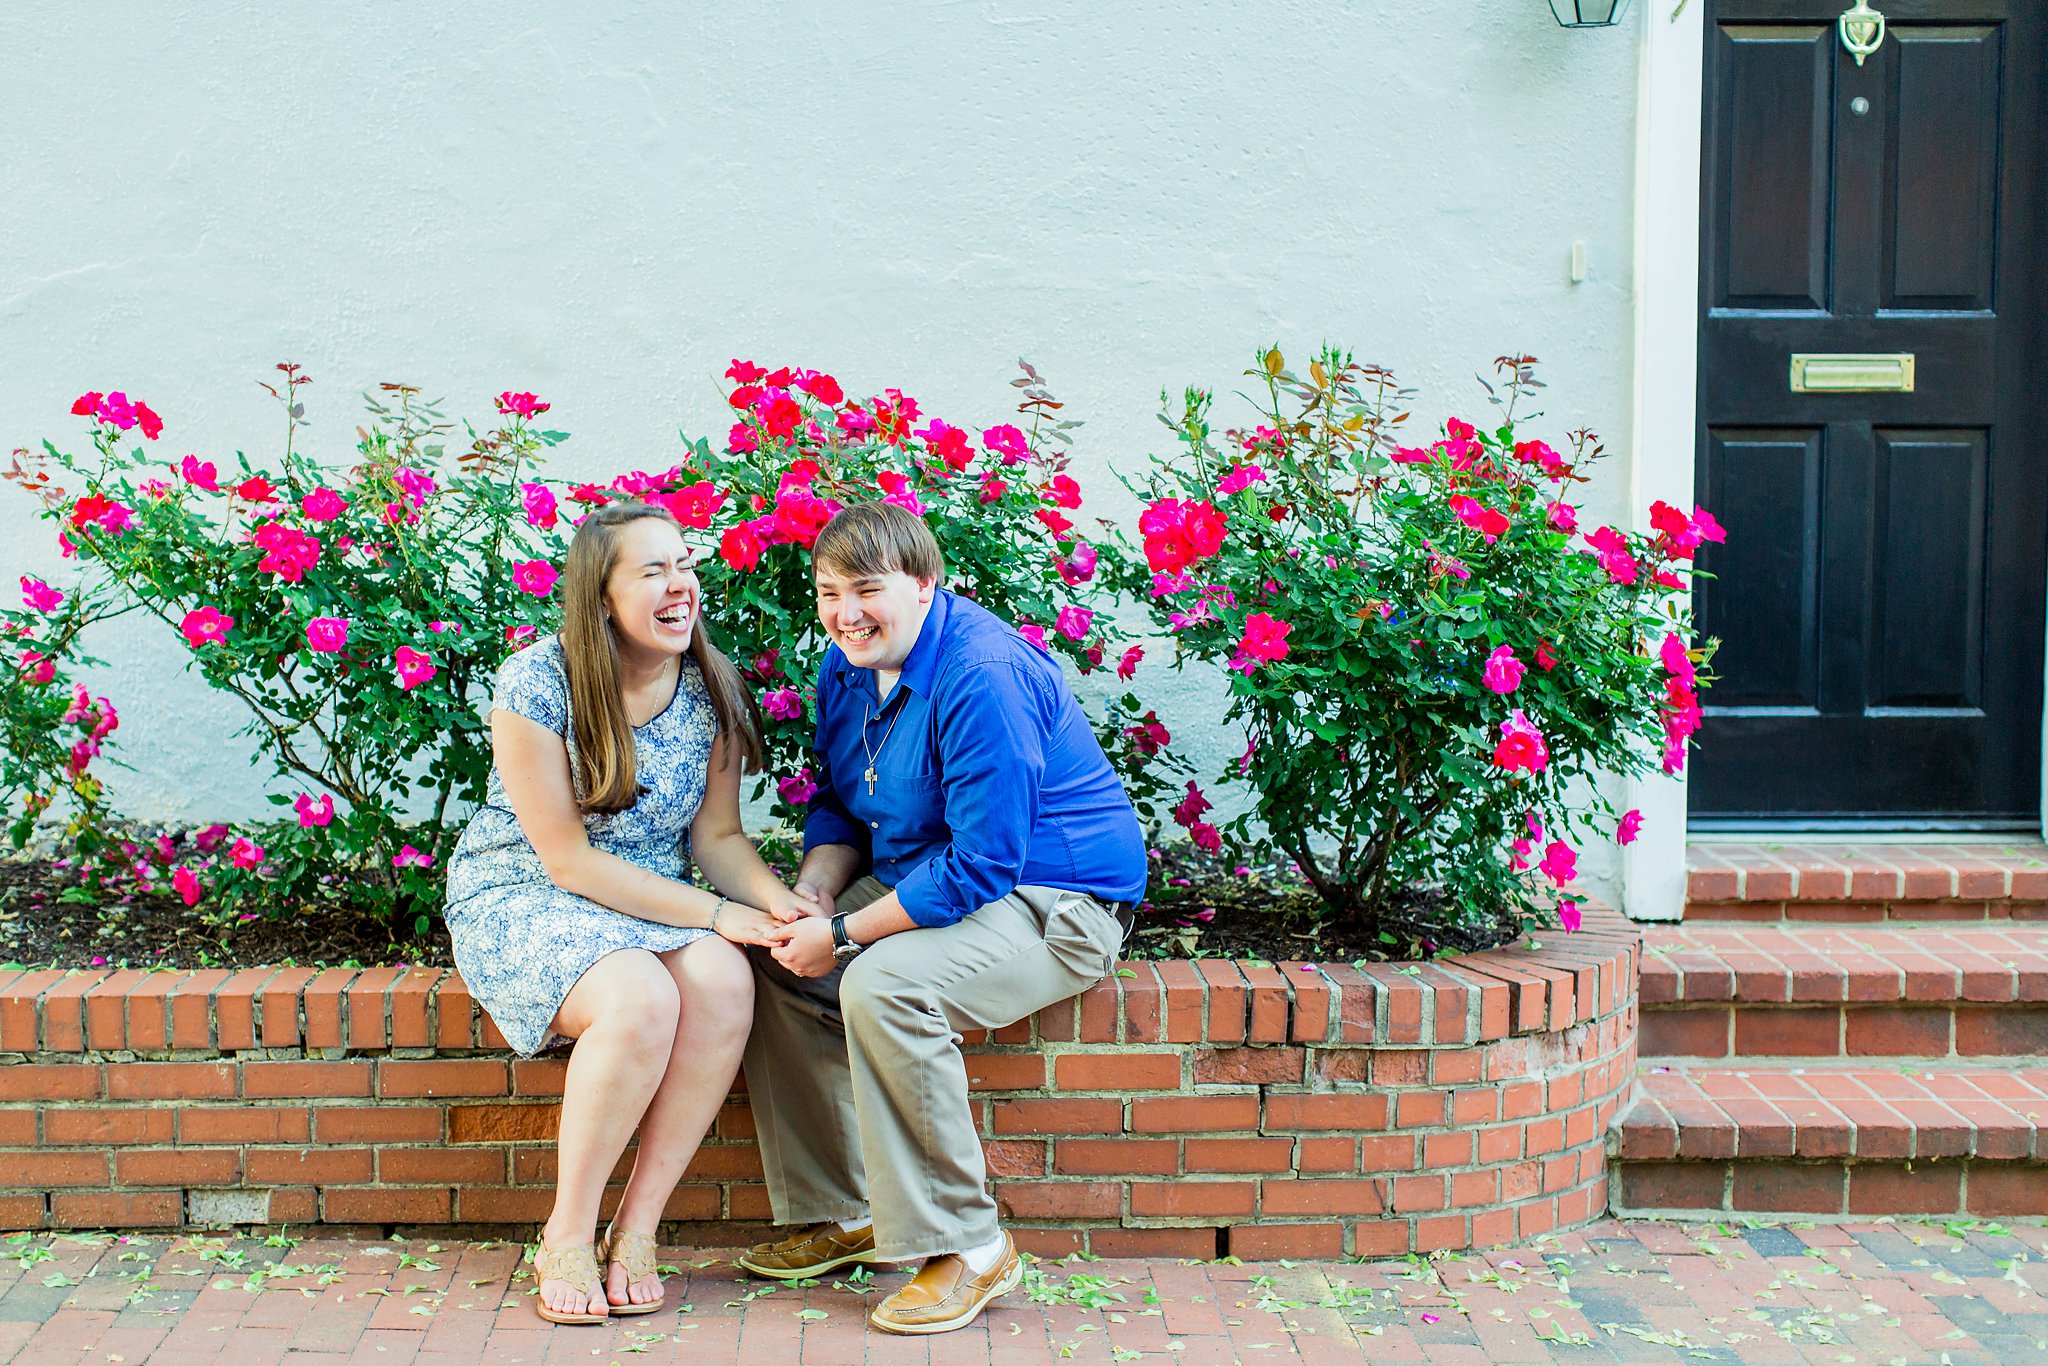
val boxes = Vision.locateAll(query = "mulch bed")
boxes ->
[0,837,1521,973]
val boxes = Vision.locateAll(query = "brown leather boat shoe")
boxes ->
[735,1221,881,1280]
[869,1233,1021,1335]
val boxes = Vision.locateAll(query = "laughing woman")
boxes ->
[443,501,805,1325]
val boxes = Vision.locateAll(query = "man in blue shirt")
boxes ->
[739,500,1146,1336]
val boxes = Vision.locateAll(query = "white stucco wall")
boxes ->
[0,1,1643,899]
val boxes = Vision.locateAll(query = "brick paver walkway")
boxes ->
[0,1218,2043,1363]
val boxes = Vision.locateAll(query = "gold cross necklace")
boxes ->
[861,698,905,796]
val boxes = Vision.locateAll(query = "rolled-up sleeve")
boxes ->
[801,668,869,857]
[892,662,1048,927]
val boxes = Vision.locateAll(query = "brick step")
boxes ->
[1686,840,2048,922]
[1641,922,2048,1059]
[1608,1061,2048,1218]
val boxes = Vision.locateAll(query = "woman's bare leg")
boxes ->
[603,935,755,1306]
[537,949,681,1319]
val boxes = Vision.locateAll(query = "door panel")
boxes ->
[1883,27,2001,310]
[1697,428,1824,707]
[1712,25,1835,311]
[1693,0,2046,827]
[1870,428,1985,709]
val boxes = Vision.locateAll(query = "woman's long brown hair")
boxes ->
[557,501,762,815]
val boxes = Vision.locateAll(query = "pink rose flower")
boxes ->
[797,372,844,407]
[1547,500,1577,533]
[180,455,220,491]
[977,472,1008,504]
[1535,639,1559,671]
[981,424,1030,464]
[393,467,436,508]
[1217,463,1268,496]
[1492,708,1549,773]
[513,560,559,597]
[20,576,63,613]
[876,469,925,516]
[777,768,820,806]
[495,391,551,419]
[1017,623,1049,651]
[1449,494,1511,544]
[295,793,335,828]
[720,522,765,572]
[1117,646,1143,681]
[762,688,803,721]
[1558,899,1583,932]
[1139,498,1228,573]
[1617,809,1643,845]
[1659,632,1695,687]
[1055,541,1099,585]
[1172,781,1212,828]
[1055,606,1094,641]
[1482,644,1525,695]
[1229,612,1292,675]
[171,867,203,906]
[1585,526,1640,585]
[392,844,435,869]
[229,837,265,870]
[253,522,322,582]
[301,487,348,522]
[305,617,350,653]
[520,482,558,529]
[1045,475,1083,510]
[1539,839,1577,886]
[505,624,538,649]
[394,646,437,691]
[181,606,234,648]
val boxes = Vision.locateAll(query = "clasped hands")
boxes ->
[709,878,840,978]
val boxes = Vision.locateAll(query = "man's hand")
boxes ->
[769,915,838,979]
[790,878,835,920]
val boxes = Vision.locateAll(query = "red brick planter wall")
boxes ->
[0,913,1638,1257]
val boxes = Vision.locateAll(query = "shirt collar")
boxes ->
[831,588,954,701]
[895,589,953,699]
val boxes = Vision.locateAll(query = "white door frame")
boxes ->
[1622,0,1705,921]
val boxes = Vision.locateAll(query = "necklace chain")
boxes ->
[860,697,905,796]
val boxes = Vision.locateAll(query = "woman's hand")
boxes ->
[711,904,784,948]
[762,882,830,924]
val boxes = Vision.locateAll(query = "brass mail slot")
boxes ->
[1789,353,1915,393]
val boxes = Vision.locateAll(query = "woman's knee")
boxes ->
[671,937,755,1028]
[564,951,681,1047]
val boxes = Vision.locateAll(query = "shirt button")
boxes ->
[870,821,879,829]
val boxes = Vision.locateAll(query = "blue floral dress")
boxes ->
[444,636,715,1056]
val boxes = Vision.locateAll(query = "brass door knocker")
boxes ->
[1838,0,1886,66]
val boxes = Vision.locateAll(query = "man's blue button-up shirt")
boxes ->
[802,589,1148,927]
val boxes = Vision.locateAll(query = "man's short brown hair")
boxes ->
[812,500,944,583]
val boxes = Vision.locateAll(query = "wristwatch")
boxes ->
[829,913,864,962]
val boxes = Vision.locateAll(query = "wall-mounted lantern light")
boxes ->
[1547,0,1633,27]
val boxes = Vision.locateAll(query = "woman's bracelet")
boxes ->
[709,895,730,935]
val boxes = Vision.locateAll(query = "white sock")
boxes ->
[838,1216,872,1234]
[960,1231,1008,1274]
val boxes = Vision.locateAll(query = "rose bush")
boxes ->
[4,370,569,930]
[1114,347,1718,943]
[1,361,1181,929]
[679,358,1183,828]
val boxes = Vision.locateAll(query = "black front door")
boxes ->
[1692,0,2048,827]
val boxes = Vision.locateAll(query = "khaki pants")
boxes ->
[742,877,1124,1262]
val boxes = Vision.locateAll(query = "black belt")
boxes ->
[1103,898,1136,941]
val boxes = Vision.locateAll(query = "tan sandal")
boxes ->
[600,1222,665,1315]
[532,1240,609,1325]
